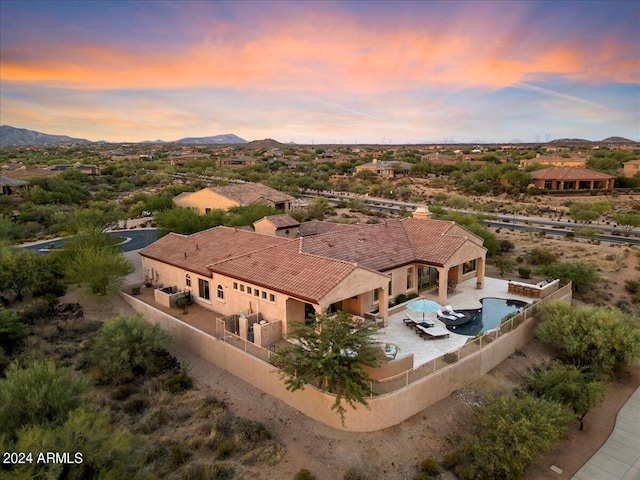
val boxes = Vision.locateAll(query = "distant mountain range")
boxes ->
[0,126,247,146]
[0,125,636,147]
[0,125,92,146]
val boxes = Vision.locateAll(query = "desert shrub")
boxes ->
[18,296,59,324]
[295,469,317,480]
[123,395,149,415]
[407,292,419,300]
[470,394,573,480]
[537,301,640,374]
[518,266,532,279]
[499,239,515,252]
[216,441,235,457]
[163,371,194,393]
[414,474,435,480]
[526,247,557,265]
[182,463,233,480]
[538,261,600,296]
[0,307,28,354]
[394,293,408,305]
[90,313,172,384]
[169,443,189,468]
[625,279,640,294]
[443,452,462,470]
[418,456,440,475]
[343,467,370,480]
[0,359,89,438]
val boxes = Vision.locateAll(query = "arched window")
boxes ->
[217,284,224,300]
[185,274,191,287]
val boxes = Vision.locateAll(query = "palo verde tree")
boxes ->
[0,247,49,302]
[270,311,382,425]
[467,394,573,480]
[525,362,605,431]
[52,233,134,296]
[536,301,640,374]
[90,313,172,384]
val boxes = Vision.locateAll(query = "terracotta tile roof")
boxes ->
[530,167,615,181]
[299,218,474,269]
[209,182,295,205]
[208,240,360,303]
[298,220,345,237]
[256,214,300,229]
[139,227,289,277]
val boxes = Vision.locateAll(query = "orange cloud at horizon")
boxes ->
[2,13,637,95]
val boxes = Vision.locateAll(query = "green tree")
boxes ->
[537,260,600,296]
[0,247,48,301]
[7,407,145,480]
[525,362,605,430]
[155,206,225,234]
[470,394,573,480]
[614,212,640,232]
[226,202,280,227]
[91,314,172,384]
[0,307,28,355]
[494,258,514,277]
[0,359,89,439]
[270,311,381,425]
[537,301,640,374]
[57,234,134,296]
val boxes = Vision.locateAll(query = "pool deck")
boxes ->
[376,277,535,368]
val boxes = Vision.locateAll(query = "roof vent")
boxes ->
[184,252,187,258]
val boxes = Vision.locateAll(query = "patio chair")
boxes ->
[444,305,465,319]
[447,280,457,294]
[402,315,416,328]
[436,309,457,321]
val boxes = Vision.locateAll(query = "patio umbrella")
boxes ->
[406,299,441,321]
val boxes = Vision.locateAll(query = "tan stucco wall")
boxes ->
[254,320,282,347]
[121,283,572,432]
[320,268,389,311]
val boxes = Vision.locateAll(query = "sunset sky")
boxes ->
[1,0,638,144]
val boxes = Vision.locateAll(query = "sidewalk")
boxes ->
[572,387,640,480]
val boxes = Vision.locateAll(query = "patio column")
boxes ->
[437,267,448,306]
[476,257,485,289]
[377,287,388,326]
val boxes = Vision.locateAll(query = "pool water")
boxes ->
[448,298,528,336]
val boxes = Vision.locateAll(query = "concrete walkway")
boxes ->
[572,387,640,480]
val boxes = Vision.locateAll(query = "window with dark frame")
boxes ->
[198,279,210,300]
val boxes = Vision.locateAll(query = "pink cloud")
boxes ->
[2,5,637,96]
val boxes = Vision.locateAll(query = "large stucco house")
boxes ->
[173,182,296,213]
[529,166,615,190]
[139,215,487,346]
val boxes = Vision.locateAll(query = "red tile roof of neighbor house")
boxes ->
[256,214,299,229]
[529,166,615,181]
[208,240,366,304]
[139,227,289,277]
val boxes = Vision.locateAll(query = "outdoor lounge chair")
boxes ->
[444,305,465,319]
[415,324,450,340]
[436,309,457,321]
[402,315,416,328]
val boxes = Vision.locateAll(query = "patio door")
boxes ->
[418,266,438,290]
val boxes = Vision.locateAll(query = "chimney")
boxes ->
[412,206,432,220]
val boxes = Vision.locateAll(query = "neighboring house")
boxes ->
[529,167,615,190]
[519,154,586,169]
[173,182,296,213]
[0,175,28,195]
[623,160,640,178]
[354,159,412,178]
[253,214,300,238]
[139,215,487,344]
[216,156,257,168]
[48,163,101,175]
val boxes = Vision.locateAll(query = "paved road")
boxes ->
[21,228,159,253]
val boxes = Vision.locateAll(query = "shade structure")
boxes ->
[406,299,441,321]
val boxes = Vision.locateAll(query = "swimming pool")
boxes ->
[447,297,528,336]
